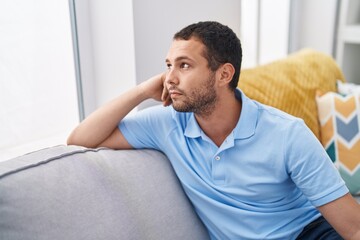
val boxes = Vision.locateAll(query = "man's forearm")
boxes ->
[67,85,148,148]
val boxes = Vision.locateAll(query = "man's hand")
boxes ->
[139,72,172,106]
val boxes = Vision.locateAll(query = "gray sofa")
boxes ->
[0,145,210,240]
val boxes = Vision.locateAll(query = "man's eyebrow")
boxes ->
[165,56,194,63]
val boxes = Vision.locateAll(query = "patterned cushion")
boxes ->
[316,91,360,195]
[239,49,345,139]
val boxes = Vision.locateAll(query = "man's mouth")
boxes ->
[169,89,183,98]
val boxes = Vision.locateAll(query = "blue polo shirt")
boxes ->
[118,89,348,240]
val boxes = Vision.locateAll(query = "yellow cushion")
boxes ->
[238,49,345,139]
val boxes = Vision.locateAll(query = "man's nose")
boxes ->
[166,68,179,85]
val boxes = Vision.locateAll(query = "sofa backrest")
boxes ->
[0,145,209,240]
[239,49,345,139]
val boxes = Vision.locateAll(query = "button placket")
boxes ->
[211,134,233,185]
[212,152,225,184]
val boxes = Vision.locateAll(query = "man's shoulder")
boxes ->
[254,100,301,123]
[134,104,172,119]
[248,99,308,136]
[239,88,302,124]
[135,105,193,129]
[139,105,190,119]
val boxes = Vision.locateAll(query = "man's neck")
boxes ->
[195,92,242,147]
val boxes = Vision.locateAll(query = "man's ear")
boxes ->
[217,63,235,87]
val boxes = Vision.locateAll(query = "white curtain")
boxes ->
[0,0,79,161]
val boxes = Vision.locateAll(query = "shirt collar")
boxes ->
[183,88,258,140]
[233,88,258,139]
[184,113,202,138]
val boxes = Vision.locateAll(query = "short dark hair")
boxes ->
[173,21,242,90]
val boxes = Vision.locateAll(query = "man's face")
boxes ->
[165,38,217,116]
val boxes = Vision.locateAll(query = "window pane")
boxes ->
[0,0,79,161]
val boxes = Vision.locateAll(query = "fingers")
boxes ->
[161,87,168,102]
[163,96,172,107]
[161,81,172,106]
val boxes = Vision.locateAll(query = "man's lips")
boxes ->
[169,89,182,97]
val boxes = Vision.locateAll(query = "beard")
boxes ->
[172,73,217,116]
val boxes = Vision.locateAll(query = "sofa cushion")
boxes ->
[239,49,345,139]
[0,145,209,240]
[316,91,360,195]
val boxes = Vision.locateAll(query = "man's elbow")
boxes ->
[66,131,90,147]
[66,135,75,146]
[66,132,78,146]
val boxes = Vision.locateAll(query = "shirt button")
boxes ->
[215,156,221,161]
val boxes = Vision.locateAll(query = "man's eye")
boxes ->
[181,63,190,69]
[166,64,172,70]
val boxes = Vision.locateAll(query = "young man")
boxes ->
[68,21,360,239]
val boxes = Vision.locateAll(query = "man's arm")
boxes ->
[67,73,170,149]
[318,193,360,240]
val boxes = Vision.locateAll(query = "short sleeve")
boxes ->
[118,105,173,150]
[285,120,349,207]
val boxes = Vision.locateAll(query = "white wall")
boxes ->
[75,0,339,113]
[241,0,338,69]
[132,0,241,108]
[241,0,290,68]
[289,0,339,56]
[75,0,241,112]
[132,0,241,82]
[259,0,290,65]
[75,0,137,116]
